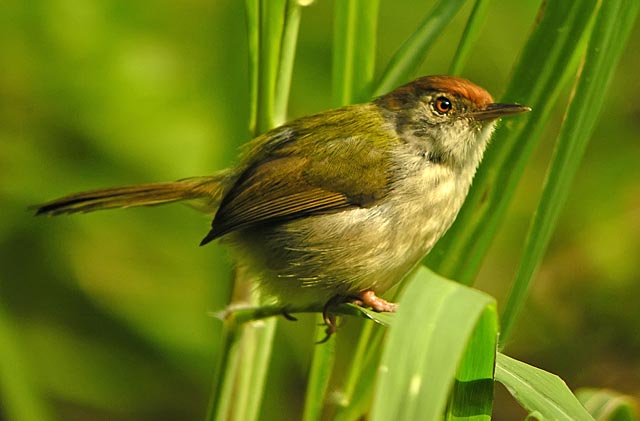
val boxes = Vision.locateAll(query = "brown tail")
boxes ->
[34,175,227,216]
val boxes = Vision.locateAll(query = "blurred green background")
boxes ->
[1,0,638,420]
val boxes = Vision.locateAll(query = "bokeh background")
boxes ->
[1,1,638,420]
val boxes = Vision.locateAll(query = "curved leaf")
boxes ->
[496,353,595,421]
[371,267,498,420]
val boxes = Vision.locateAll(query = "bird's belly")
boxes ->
[227,175,465,306]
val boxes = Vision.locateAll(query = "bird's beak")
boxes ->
[471,103,531,121]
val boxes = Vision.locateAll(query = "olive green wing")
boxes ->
[200,135,392,245]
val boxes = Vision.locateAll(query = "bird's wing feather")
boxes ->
[201,131,393,244]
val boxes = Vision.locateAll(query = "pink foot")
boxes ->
[358,290,398,313]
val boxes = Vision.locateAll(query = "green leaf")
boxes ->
[245,0,260,133]
[233,318,277,421]
[495,353,595,420]
[347,303,394,326]
[449,0,490,76]
[302,316,337,421]
[426,0,600,285]
[446,305,497,421]
[332,0,380,105]
[256,0,287,134]
[374,0,467,96]
[208,1,305,418]
[274,0,306,126]
[207,307,278,421]
[577,388,639,421]
[333,321,384,421]
[500,0,640,343]
[208,323,242,421]
[371,267,497,420]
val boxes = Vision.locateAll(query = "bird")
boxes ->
[35,75,530,335]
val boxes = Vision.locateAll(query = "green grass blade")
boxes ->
[446,305,497,421]
[335,303,402,421]
[245,0,259,133]
[425,0,600,285]
[231,327,257,421]
[371,267,497,420]
[577,388,639,421]
[207,319,241,420]
[274,0,306,126]
[208,1,303,418]
[0,299,53,421]
[326,3,381,417]
[495,353,595,420]
[302,316,337,421]
[332,303,395,421]
[238,319,277,421]
[449,0,491,76]
[333,321,380,421]
[500,0,640,345]
[256,0,287,133]
[209,291,277,421]
[374,0,467,96]
[332,0,380,105]
[231,1,302,418]
[347,304,394,326]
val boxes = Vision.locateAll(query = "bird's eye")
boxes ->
[434,96,452,114]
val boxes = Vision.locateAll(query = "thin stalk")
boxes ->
[425,0,601,285]
[333,268,417,419]
[242,318,278,421]
[449,0,490,75]
[336,321,374,409]
[255,0,287,134]
[301,2,381,417]
[302,316,337,421]
[332,0,380,105]
[245,0,260,133]
[333,322,382,421]
[206,320,243,420]
[374,0,466,96]
[274,0,305,126]
[230,325,258,421]
[215,302,376,326]
[500,0,640,346]
[207,2,308,417]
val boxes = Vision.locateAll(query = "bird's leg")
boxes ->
[357,289,398,313]
[317,294,346,344]
[316,290,398,343]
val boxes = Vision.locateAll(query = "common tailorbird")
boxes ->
[36,75,530,334]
